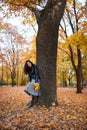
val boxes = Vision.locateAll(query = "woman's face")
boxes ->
[27,61,32,67]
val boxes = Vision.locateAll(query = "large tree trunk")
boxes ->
[36,0,66,107]
[36,21,58,106]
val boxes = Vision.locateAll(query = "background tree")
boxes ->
[0,21,29,86]
[0,50,5,86]
[57,43,75,87]
[59,0,87,93]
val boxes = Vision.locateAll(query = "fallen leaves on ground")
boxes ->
[0,86,87,130]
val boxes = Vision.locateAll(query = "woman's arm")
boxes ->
[34,66,40,82]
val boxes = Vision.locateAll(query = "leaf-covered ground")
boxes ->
[0,86,87,130]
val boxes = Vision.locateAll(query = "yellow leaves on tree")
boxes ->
[2,0,42,11]
[0,18,5,30]
[65,31,87,52]
[67,0,73,3]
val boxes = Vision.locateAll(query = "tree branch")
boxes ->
[68,44,77,72]
[73,0,78,31]
[60,17,68,38]
[58,46,70,57]
[66,8,75,33]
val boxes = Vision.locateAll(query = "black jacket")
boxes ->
[28,65,40,82]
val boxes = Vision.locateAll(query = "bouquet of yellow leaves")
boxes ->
[33,82,40,91]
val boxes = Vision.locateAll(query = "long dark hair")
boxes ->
[24,60,34,74]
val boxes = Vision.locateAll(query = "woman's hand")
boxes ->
[27,82,31,85]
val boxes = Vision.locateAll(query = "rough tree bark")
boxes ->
[35,0,66,106]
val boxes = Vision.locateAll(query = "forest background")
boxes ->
[0,0,87,89]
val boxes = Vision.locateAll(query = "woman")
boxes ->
[24,60,41,108]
